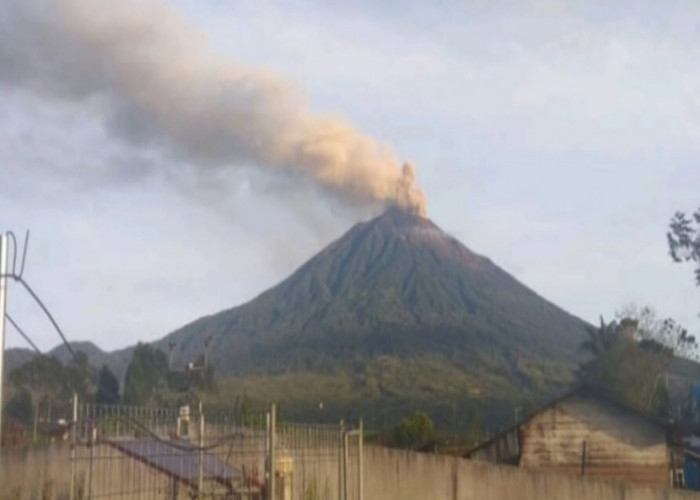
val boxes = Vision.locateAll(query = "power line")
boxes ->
[0,232,307,453]
[2,230,29,280]
[5,313,41,353]
[12,276,78,361]
[1,271,227,452]
[0,230,76,361]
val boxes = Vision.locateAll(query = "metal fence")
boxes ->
[69,398,362,500]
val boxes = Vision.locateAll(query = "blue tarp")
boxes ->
[685,454,700,491]
[692,383,700,406]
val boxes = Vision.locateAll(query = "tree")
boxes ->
[3,388,34,448]
[615,304,696,359]
[578,308,696,416]
[96,365,120,405]
[73,350,89,369]
[8,355,90,443]
[5,388,34,426]
[464,405,482,444]
[123,343,168,406]
[580,317,619,359]
[578,318,664,413]
[9,355,89,402]
[393,411,434,449]
[668,208,700,286]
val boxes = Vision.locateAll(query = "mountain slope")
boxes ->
[160,208,589,397]
[5,341,133,381]
[50,341,133,380]
[49,341,108,365]
[4,347,36,374]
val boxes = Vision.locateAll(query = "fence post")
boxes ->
[266,411,270,497]
[358,418,363,500]
[69,393,78,500]
[343,426,349,500]
[198,402,204,500]
[268,402,276,500]
[88,419,95,500]
[338,420,344,500]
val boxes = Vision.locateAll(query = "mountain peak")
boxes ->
[359,206,483,268]
[380,205,425,221]
[161,208,589,398]
[366,205,438,237]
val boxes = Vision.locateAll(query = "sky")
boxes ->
[1,0,699,351]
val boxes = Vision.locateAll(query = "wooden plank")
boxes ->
[519,395,669,485]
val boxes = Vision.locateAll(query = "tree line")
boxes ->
[2,341,216,446]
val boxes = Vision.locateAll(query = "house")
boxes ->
[464,387,673,486]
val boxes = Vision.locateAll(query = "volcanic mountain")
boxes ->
[159,208,589,402]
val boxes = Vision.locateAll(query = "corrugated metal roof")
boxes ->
[106,439,242,485]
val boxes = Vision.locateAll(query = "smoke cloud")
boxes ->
[0,0,427,216]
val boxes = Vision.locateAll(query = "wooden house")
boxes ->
[464,388,672,486]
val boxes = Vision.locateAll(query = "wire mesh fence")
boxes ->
[69,398,362,500]
[276,421,357,500]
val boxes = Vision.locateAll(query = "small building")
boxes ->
[464,387,672,486]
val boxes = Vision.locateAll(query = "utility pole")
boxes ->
[0,232,9,452]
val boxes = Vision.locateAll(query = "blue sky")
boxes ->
[1,0,699,350]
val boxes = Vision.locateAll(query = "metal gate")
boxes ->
[69,398,362,500]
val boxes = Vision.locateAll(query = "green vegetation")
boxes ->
[577,307,696,416]
[5,388,33,428]
[122,343,168,405]
[96,365,120,405]
[2,352,92,446]
[392,411,435,449]
[8,353,90,403]
[205,353,541,437]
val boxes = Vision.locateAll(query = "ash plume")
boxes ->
[0,0,427,216]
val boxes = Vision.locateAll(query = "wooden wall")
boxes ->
[519,394,669,486]
[468,428,520,464]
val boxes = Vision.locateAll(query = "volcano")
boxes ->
[158,208,589,401]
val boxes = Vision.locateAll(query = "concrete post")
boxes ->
[69,393,78,500]
[338,420,344,500]
[358,418,363,500]
[88,423,96,500]
[198,402,204,499]
[343,426,349,500]
[268,403,276,500]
